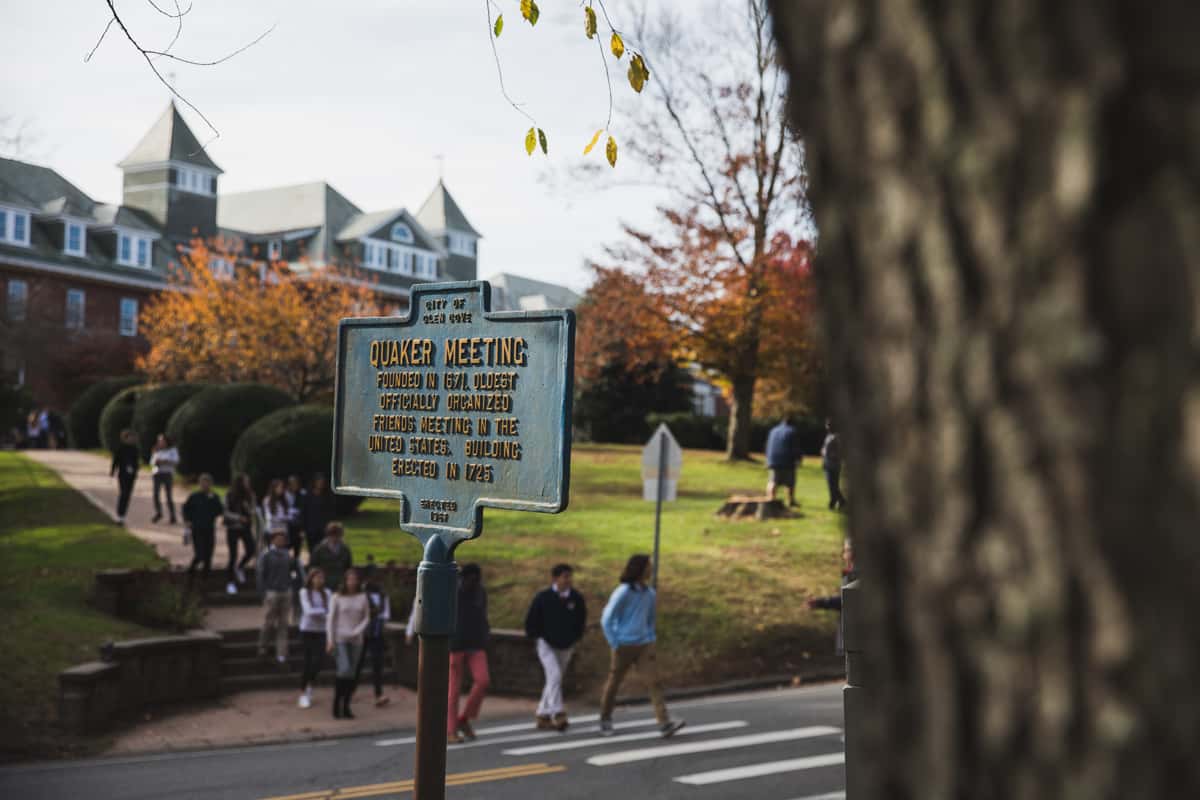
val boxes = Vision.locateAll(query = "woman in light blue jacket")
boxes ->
[598,554,684,738]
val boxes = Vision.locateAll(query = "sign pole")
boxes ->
[413,537,458,800]
[652,430,666,590]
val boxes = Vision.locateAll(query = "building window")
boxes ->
[391,223,413,243]
[136,238,149,267]
[171,166,216,197]
[65,222,85,256]
[0,208,31,246]
[118,233,152,268]
[119,234,132,263]
[65,289,85,330]
[210,257,234,280]
[7,279,27,321]
[448,231,476,257]
[119,298,138,337]
[268,240,282,261]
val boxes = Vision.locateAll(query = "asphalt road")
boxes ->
[0,684,846,800]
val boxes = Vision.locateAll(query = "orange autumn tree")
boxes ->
[753,234,823,419]
[574,265,676,385]
[138,238,379,401]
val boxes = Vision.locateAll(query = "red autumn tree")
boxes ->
[574,265,676,385]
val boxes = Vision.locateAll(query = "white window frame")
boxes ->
[0,206,31,246]
[65,288,85,331]
[391,222,414,243]
[117,231,153,269]
[170,164,217,197]
[136,238,149,267]
[119,297,138,337]
[267,239,282,261]
[64,221,86,256]
[362,237,437,276]
[448,231,477,257]
[7,279,27,321]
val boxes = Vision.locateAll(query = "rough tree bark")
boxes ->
[770,1,1200,798]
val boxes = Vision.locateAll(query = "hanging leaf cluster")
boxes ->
[520,0,540,26]
[525,126,549,156]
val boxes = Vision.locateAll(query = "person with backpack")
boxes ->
[524,563,587,731]
[302,474,337,560]
[598,554,685,738]
[327,567,370,719]
[109,428,140,525]
[257,529,300,667]
[297,567,331,709]
[821,418,847,511]
[356,560,392,708]
[224,473,257,595]
[182,473,223,583]
[149,433,179,524]
[448,563,490,744]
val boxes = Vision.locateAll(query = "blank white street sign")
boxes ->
[642,423,683,483]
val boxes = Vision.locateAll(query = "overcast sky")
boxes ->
[0,0,693,292]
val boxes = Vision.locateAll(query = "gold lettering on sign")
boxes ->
[443,336,527,367]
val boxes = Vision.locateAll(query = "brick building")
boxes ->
[0,103,482,408]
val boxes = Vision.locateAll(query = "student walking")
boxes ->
[821,418,847,511]
[110,429,140,525]
[224,473,257,595]
[257,530,299,666]
[298,568,331,709]
[302,474,337,559]
[765,416,800,507]
[310,522,352,593]
[182,473,223,583]
[262,479,289,542]
[599,554,684,738]
[448,564,490,744]
[327,567,370,719]
[149,434,179,524]
[524,563,587,731]
[285,474,307,560]
[356,561,392,708]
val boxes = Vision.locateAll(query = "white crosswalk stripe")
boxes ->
[673,752,845,785]
[375,717,659,747]
[503,721,748,756]
[586,726,842,766]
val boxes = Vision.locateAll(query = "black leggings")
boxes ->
[152,473,175,520]
[188,528,215,577]
[117,474,136,519]
[226,525,256,579]
[356,636,387,697]
[301,631,326,689]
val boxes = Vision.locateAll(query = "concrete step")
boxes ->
[221,670,400,694]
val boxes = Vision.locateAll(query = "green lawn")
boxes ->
[343,444,846,697]
[0,451,162,760]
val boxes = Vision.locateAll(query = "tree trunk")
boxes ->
[726,376,757,460]
[770,1,1200,798]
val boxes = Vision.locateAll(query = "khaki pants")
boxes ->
[259,591,290,659]
[599,643,668,724]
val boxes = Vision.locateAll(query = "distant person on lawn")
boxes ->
[448,563,490,744]
[524,563,587,731]
[302,474,337,559]
[327,567,370,719]
[807,538,856,653]
[310,522,352,592]
[285,474,307,560]
[224,473,257,595]
[356,559,393,708]
[257,529,300,667]
[821,418,847,511]
[765,416,800,507]
[599,554,685,738]
[149,433,179,524]
[110,428,140,525]
[182,473,223,582]
[297,567,331,710]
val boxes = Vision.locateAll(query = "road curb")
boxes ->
[612,668,846,708]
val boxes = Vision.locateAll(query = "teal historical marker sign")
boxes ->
[332,280,575,547]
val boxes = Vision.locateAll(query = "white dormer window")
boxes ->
[448,231,476,257]
[0,207,31,246]
[268,240,282,261]
[118,232,153,268]
[170,165,217,197]
[391,223,414,244]
[65,222,86,257]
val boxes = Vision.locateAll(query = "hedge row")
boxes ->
[166,383,295,482]
[131,383,207,462]
[66,375,141,449]
[98,384,148,453]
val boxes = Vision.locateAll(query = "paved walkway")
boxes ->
[24,449,194,566]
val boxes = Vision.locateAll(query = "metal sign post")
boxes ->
[642,424,682,590]
[332,280,574,800]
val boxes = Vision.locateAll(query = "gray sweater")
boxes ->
[257,546,298,593]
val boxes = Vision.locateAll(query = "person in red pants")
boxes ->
[448,563,490,743]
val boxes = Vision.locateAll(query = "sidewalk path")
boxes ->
[23,449,193,566]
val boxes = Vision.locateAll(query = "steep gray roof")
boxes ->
[0,157,95,213]
[118,102,223,173]
[416,180,481,238]
[92,203,160,233]
[486,272,581,310]
[335,207,442,251]
[218,181,360,235]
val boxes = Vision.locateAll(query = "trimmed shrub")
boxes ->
[66,375,141,449]
[99,384,149,453]
[230,405,363,516]
[131,383,207,462]
[166,383,295,482]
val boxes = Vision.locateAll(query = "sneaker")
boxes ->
[374,695,390,708]
[236,567,247,584]
[599,719,615,736]
[226,582,238,595]
[535,715,555,730]
[298,694,311,709]
[458,718,476,741]
[448,732,466,745]
[553,713,569,732]
[116,517,125,526]
[660,720,686,738]
[152,513,162,523]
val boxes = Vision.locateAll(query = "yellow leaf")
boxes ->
[524,127,536,156]
[537,128,548,155]
[628,53,650,93]
[606,135,618,168]
[583,129,603,155]
[584,6,597,39]
[610,32,624,59]
[494,14,503,37]
[521,0,540,25]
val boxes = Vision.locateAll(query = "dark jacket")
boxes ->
[524,587,587,650]
[451,583,489,652]
[810,568,856,654]
[257,546,299,593]
[310,539,352,591]
[302,491,337,537]
[822,432,842,470]
[765,423,799,469]
[110,443,140,479]
[183,491,224,534]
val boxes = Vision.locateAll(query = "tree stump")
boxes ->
[715,495,794,521]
